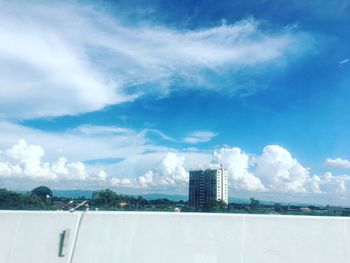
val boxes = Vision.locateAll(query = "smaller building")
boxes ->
[119,202,128,207]
[299,207,311,213]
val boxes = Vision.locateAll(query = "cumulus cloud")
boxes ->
[106,144,350,199]
[137,153,188,188]
[254,145,310,193]
[211,145,350,197]
[211,145,311,193]
[325,158,350,169]
[106,152,188,189]
[312,172,350,196]
[2,137,350,203]
[110,177,133,187]
[0,1,311,119]
[0,120,212,190]
[183,131,217,144]
[0,139,105,181]
[212,147,265,191]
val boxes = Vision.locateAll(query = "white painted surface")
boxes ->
[242,215,350,263]
[73,212,245,263]
[0,211,79,263]
[1,211,350,263]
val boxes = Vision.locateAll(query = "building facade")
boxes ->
[189,168,228,210]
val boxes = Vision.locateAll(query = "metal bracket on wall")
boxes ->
[58,228,71,257]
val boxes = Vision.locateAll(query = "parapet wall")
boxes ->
[1,211,349,263]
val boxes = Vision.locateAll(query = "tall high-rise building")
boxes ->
[189,168,228,210]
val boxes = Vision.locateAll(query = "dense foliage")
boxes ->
[1,187,349,216]
[0,187,191,212]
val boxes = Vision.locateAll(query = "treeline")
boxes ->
[0,187,192,212]
[0,186,54,210]
[90,189,189,211]
[0,186,237,212]
[1,186,350,216]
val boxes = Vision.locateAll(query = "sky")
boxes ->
[0,0,350,205]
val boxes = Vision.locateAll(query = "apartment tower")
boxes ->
[189,168,228,210]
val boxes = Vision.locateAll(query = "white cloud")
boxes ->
[97,170,108,181]
[183,131,217,144]
[0,120,168,164]
[103,152,189,189]
[102,150,211,187]
[0,1,311,119]
[0,120,212,191]
[110,177,134,187]
[312,172,350,196]
[212,147,265,191]
[0,139,105,181]
[141,129,175,142]
[74,125,134,137]
[2,136,350,205]
[210,145,311,193]
[137,171,155,188]
[339,58,349,65]
[0,121,208,190]
[0,162,22,178]
[211,145,350,198]
[111,144,323,195]
[137,153,188,188]
[1,122,349,203]
[254,145,310,193]
[325,158,350,169]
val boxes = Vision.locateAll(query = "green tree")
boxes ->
[31,186,53,199]
[0,188,20,209]
[274,203,283,213]
[92,189,117,208]
[136,195,148,209]
[210,200,228,212]
[250,197,260,210]
[19,193,49,210]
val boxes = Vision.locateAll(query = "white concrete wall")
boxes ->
[1,211,350,263]
[0,211,80,263]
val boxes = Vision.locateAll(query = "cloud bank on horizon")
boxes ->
[0,0,350,205]
[2,139,350,205]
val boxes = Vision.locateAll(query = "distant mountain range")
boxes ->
[52,190,94,199]
[15,189,189,201]
[15,189,317,206]
[51,190,188,201]
[50,190,253,203]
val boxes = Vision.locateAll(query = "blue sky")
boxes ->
[0,0,350,205]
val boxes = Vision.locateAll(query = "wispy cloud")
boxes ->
[325,158,350,169]
[0,120,168,163]
[0,1,312,119]
[339,58,349,65]
[140,129,175,142]
[183,131,217,144]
